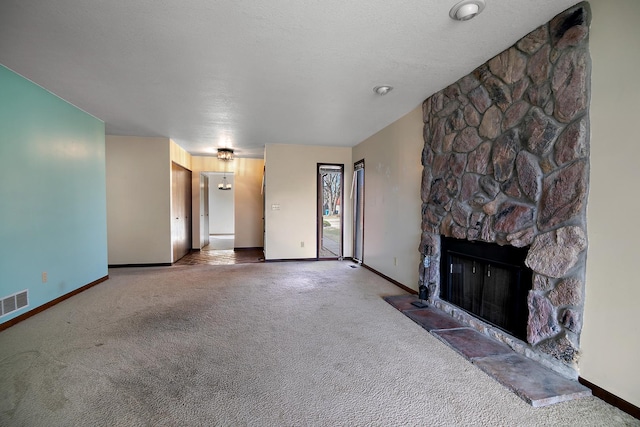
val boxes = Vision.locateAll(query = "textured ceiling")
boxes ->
[0,0,580,158]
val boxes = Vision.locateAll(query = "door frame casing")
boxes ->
[317,163,344,259]
[353,159,365,264]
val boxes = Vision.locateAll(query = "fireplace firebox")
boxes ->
[439,237,532,341]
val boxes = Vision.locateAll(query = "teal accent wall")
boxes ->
[0,65,108,324]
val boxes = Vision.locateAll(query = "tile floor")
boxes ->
[175,248,264,266]
[175,234,264,266]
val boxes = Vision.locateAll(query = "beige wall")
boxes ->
[580,0,640,407]
[264,144,352,260]
[233,159,265,248]
[191,156,264,249]
[106,136,172,264]
[352,106,424,290]
[170,139,192,170]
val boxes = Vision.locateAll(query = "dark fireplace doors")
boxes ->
[439,237,532,341]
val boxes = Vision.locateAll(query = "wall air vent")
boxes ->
[1,290,29,317]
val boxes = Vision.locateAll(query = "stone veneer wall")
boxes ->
[419,3,591,377]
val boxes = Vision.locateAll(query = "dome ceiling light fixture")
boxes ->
[449,0,486,21]
[373,85,393,96]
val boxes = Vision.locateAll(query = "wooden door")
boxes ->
[171,162,192,262]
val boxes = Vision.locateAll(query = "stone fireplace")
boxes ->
[418,3,590,379]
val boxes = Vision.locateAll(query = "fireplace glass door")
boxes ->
[440,237,531,341]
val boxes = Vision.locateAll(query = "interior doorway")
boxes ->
[205,171,235,250]
[317,164,343,259]
[353,160,364,264]
[199,173,210,249]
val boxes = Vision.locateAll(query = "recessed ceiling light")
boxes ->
[449,0,486,21]
[373,86,393,96]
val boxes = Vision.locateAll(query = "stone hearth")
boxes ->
[384,295,591,406]
[418,3,590,378]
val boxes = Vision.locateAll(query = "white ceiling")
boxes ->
[0,0,580,158]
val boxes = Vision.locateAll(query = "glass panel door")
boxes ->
[353,160,364,263]
[318,164,343,259]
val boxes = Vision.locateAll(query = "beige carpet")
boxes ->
[0,262,637,426]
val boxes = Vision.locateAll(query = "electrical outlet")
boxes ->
[300,241,304,248]
[42,272,47,283]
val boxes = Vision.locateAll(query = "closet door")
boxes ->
[172,162,192,262]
